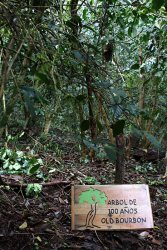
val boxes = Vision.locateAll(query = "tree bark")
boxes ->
[0,37,15,100]
[86,73,97,160]
[115,134,125,184]
[138,47,145,128]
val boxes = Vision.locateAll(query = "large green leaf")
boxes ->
[20,86,36,116]
[83,139,97,151]
[144,131,161,149]
[29,165,40,174]
[131,126,143,138]
[20,86,48,105]
[112,120,125,137]
[75,94,86,102]
[72,50,85,62]
[80,120,90,131]
[23,95,35,116]
[35,72,51,85]
[104,144,117,162]
[152,0,164,10]
[83,9,88,20]
[20,86,36,98]
[131,63,140,70]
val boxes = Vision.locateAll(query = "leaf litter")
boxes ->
[0,144,167,250]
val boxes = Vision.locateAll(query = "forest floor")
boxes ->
[0,134,167,250]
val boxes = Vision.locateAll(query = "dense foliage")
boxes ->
[1,0,167,157]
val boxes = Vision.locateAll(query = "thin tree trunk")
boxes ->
[44,115,52,135]
[86,74,96,141]
[94,92,115,144]
[0,38,15,100]
[138,47,145,128]
[2,93,8,147]
[101,105,115,144]
[115,134,125,184]
[86,73,97,160]
[78,102,87,157]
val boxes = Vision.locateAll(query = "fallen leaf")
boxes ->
[49,206,59,211]
[154,226,160,230]
[36,236,42,242]
[139,231,150,239]
[54,211,61,218]
[19,221,28,230]
[152,238,161,245]
[45,228,55,233]
[59,197,65,204]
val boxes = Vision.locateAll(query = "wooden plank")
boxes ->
[71,184,154,230]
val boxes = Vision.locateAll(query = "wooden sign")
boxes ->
[71,184,154,230]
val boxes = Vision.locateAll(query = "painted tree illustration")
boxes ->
[79,188,107,228]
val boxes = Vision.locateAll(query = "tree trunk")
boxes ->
[78,102,88,158]
[44,115,52,135]
[138,47,145,128]
[101,105,115,144]
[115,134,125,184]
[0,38,15,100]
[86,73,97,160]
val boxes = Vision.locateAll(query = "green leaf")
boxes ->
[83,9,87,20]
[73,15,82,25]
[26,183,42,196]
[144,132,161,149]
[73,50,85,62]
[83,139,97,151]
[66,20,74,29]
[28,157,38,165]
[16,151,24,158]
[104,144,117,162]
[66,34,78,43]
[152,0,164,10]
[112,120,125,137]
[84,43,99,52]
[23,94,36,116]
[123,0,131,4]
[3,160,10,169]
[97,120,103,132]
[20,86,47,115]
[66,16,82,29]
[80,120,90,131]
[29,165,40,174]
[35,72,51,85]
[82,25,96,33]
[11,162,21,170]
[131,126,143,138]
[131,63,140,70]
[128,26,133,36]
[76,95,86,102]
[117,17,125,29]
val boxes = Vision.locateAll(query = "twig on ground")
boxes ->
[95,231,107,249]
[0,180,71,188]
